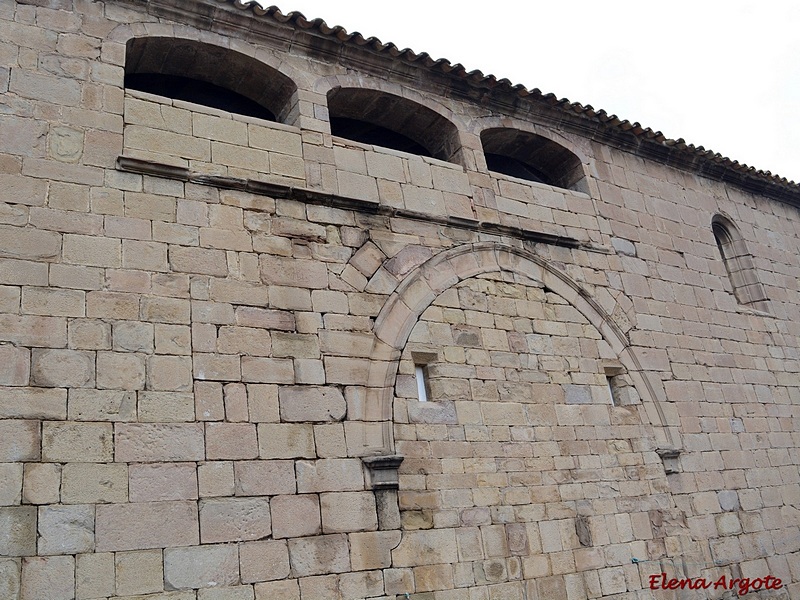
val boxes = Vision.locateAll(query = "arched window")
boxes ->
[125,38,298,123]
[712,215,769,310]
[480,128,586,192]
[327,88,461,163]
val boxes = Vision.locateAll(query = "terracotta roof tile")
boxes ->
[222,0,798,198]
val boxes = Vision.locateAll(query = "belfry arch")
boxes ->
[354,242,680,460]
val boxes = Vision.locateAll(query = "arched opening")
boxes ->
[327,88,461,163]
[125,38,298,123]
[712,215,769,310]
[480,128,586,192]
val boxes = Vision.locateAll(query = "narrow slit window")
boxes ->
[411,350,438,403]
[607,375,621,407]
[415,365,430,403]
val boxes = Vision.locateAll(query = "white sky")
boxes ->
[272,0,800,183]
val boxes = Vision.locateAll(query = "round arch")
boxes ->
[351,242,679,457]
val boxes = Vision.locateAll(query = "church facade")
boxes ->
[1,0,799,598]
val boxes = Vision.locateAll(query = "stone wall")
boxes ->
[1,0,799,599]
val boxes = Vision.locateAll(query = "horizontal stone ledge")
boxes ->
[116,155,610,253]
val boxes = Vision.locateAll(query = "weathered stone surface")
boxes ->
[0,386,66,419]
[68,389,136,421]
[0,506,37,556]
[234,460,295,496]
[20,556,75,600]
[42,422,113,462]
[240,540,290,583]
[129,463,198,502]
[278,386,346,422]
[320,491,377,534]
[287,534,350,577]
[31,348,94,388]
[164,545,239,590]
[115,549,163,596]
[199,497,271,543]
[96,501,199,551]
[37,504,94,555]
[257,423,315,459]
[270,494,321,539]
[115,423,205,462]
[296,459,364,493]
[61,463,128,504]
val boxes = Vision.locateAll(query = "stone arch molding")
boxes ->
[354,242,679,458]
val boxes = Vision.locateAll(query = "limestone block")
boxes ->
[0,225,61,262]
[0,506,37,556]
[111,321,154,353]
[235,307,295,331]
[313,424,347,459]
[338,171,379,203]
[384,568,414,595]
[42,422,112,462]
[143,356,193,392]
[199,497,271,543]
[96,501,199,551]
[257,423,315,459]
[115,423,205,462]
[129,463,198,502]
[206,423,258,460]
[170,246,229,277]
[266,286,312,311]
[240,540,290,583]
[194,353,242,381]
[0,386,66,419]
[115,549,163,596]
[86,291,139,320]
[249,124,302,155]
[95,351,146,390]
[67,318,111,350]
[63,234,121,268]
[241,357,294,384]
[0,559,19,600]
[0,344,29,386]
[348,531,401,571]
[234,460,295,496]
[217,326,272,357]
[31,348,95,388]
[138,392,195,422]
[164,545,239,590]
[271,333,319,359]
[22,287,86,318]
[279,386,346,423]
[224,383,249,422]
[288,534,350,577]
[296,459,364,493]
[37,504,94,555]
[260,255,328,289]
[0,463,22,506]
[270,494,321,539]
[22,463,60,505]
[61,463,128,504]
[392,528,458,567]
[68,389,136,421]
[20,556,74,600]
[198,586,256,600]
[198,461,235,498]
[254,578,300,600]
[155,324,192,356]
[320,492,378,533]
[76,552,115,600]
[141,297,192,325]
[247,384,279,422]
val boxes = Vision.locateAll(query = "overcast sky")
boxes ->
[271,0,800,184]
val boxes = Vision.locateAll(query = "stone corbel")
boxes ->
[362,455,404,490]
